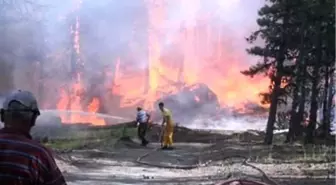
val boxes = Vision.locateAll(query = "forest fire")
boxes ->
[56,0,269,126]
[56,0,106,126]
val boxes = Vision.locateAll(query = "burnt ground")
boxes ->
[47,124,335,185]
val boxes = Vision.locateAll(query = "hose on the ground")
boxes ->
[135,147,204,169]
[136,151,278,185]
[135,124,206,169]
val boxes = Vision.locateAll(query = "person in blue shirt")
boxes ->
[136,107,151,146]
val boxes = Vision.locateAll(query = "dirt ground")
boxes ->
[48,124,335,185]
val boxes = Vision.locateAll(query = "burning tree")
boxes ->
[242,0,293,144]
[243,0,335,144]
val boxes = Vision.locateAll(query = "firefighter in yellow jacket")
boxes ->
[158,102,174,150]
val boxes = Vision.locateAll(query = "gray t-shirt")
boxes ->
[136,110,148,123]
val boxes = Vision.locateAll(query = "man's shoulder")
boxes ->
[138,110,147,115]
[27,139,54,157]
[163,108,171,115]
[23,140,56,166]
[0,132,54,158]
[29,139,53,153]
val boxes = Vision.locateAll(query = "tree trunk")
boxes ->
[286,68,302,143]
[286,76,301,142]
[264,75,282,144]
[38,61,45,108]
[321,66,330,138]
[326,68,335,131]
[322,66,334,139]
[305,43,322,144]
[264,4,288,145]
[306,26,323,144]
[286,18,307,143]
[306,64,320,144]
[297,65,307,135]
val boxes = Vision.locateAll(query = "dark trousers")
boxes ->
[138,122,148,146]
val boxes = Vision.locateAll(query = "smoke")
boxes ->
[181,98,268,131]
[153,0,268,130]
[188,115,266,131]
[0,0,272,129]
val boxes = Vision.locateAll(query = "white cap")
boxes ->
[2,90,40,114]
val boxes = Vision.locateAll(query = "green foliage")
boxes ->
[244,0,335,144]
[244,0,335,101]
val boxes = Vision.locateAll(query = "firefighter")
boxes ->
[158,102,174,150]
[136,107,151,146]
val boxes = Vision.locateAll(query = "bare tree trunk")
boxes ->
[321,66,330,137]
[327,68,335,114]
[322,67,334,139]
[286,19,307,143]
[264,75,282,144]
[286,70,301,143]
[287,72,303,142]
[264,4,288,145]
[306,28,322,144]
[297,66,307,135]
[306,65,320,144]
[305,0,328,143]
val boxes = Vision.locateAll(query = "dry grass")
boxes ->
[42,124,335,166]
[247,144,335,164]
[46,124,334,185]
[42,124,138,150]
[199,130,335,166]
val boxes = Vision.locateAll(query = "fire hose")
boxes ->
[135,123,278,184]
[135,148,201,169]
[55,123,278,185]
[136,124,204,169]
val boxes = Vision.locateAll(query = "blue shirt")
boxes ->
[136,110,148,123]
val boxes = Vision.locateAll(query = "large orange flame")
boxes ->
[56,0,269,126]
[111,0,269,111]
[57,0,105,126]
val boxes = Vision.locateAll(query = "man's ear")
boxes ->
[29,112,39,127]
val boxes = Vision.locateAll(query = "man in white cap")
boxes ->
[136,107,151,146]
[0,90,67,184]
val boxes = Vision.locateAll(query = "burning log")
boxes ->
[154,83,220,124]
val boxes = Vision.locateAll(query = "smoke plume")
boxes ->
[1,0,271,130]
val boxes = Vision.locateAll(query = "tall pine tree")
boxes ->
[243,0,301,144]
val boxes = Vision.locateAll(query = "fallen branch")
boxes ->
[217,156,279,185]
[242,160,279,185]
[136,147,279,185]
[136,150,279,185]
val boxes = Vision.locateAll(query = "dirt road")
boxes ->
[58,142,221,184]
[55,140,335,185]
